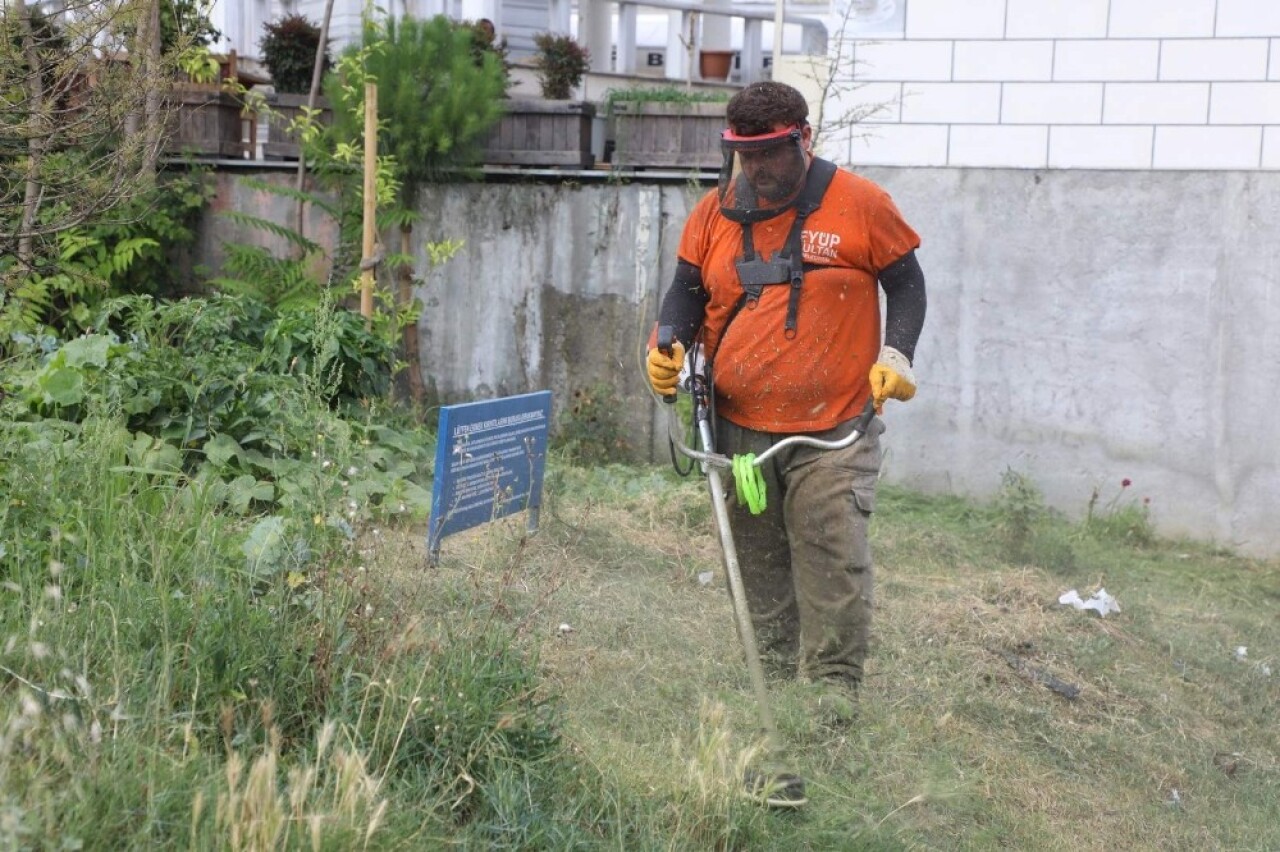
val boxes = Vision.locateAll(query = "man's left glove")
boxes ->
[869,345,916,412]
[646,341,685,398]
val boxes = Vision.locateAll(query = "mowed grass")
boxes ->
[376,462,1280,850]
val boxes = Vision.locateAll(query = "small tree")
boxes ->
[776,0,896,155]
[533,32,588,100]
[260,13,329,95]
[328,16,506,181]
[326,15,505,400]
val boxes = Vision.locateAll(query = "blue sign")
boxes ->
[427,391,552,562]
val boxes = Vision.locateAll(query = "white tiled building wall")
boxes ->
[832,0,1280,170]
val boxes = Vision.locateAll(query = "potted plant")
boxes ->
[605,86,729,169]
[483,31,595,168]
[258,13,332,159]
[532,32,588,100]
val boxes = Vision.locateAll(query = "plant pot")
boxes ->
[698,50,735,82]
[262,92,332,160]
[164,84,247,158]
[609,100,727,169]
[483,98,596,169]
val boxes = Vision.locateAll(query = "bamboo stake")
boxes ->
[360,81,377,322]
[293,0,335,243]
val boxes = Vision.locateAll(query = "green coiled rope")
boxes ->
[732,453,767,515]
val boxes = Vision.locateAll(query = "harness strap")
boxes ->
[731,158,838,336]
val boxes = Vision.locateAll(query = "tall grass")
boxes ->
[4,345,1276,849]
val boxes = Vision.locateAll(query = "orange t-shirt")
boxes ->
[677,168,920,433]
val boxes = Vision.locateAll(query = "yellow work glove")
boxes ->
[869,345,916,413]
[646,341,685,398]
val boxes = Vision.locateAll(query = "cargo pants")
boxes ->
[715,413,884,686]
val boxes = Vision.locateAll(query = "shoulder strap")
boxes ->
[794,157,838,217]
[727,158,840,340]
[778,158,838,336]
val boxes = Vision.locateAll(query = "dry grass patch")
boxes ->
[367,468,1279,850]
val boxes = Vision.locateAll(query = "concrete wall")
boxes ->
[407,180,699,464]
[199,167,1280,557]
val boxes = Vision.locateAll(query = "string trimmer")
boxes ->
[655,325,877,808]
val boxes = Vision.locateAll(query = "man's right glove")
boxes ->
[869,345,916,413]
[646,341,685,398]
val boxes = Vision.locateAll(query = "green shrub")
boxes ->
[1085,478,1155,546]
[2,295,432,520]
[1,169,213,336]
[327,15,508,184]
[604,84,731,109]
[552,382,631,466]
[260,13,329,95]
[990,468,1077,571]
[533,32,589,100]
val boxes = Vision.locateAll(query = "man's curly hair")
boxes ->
[726,82,809,136]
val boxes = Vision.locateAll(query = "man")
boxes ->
[647,82,926,716]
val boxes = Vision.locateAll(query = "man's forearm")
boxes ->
[658,260,709,347]
[879,250,926,363]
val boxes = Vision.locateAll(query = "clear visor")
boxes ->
[718,126,807,223]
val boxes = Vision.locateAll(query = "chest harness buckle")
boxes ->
[732,157,838,339]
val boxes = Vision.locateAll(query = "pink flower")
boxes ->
[1121,478,1132,488]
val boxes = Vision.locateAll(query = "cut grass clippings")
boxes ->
[370,461,1280,850]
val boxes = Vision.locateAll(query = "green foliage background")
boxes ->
[327,15,508,195]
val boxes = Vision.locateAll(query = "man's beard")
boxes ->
[750,158,806,203]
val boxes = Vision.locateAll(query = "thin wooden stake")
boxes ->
[360,81,377,322]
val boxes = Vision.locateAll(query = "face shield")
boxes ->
[718,125,808,223]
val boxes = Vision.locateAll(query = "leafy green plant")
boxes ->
[328,15,507,183]
[990,467,1076,570]
[533,32,589,100]
[1085,477,1155,546]
[552,381,631,466]
[259,13,329,95]
[209,182,335,311]
[465,18,511,92]
[262,299,396,403]
[3,294,432,521]
[1,164,213,338]
[159,0,221,52]
[603,84,731,111]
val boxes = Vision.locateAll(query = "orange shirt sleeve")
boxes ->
[676,190,721,268]
[861,182,921,274]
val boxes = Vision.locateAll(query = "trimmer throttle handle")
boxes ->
[854,397,877,431]
[656,325,677,405]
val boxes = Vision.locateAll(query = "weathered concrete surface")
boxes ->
[408,180,701,465]
[874,168,1280,557]
[199,168,1280,557]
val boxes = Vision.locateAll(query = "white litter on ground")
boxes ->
[1058,588,1122,617]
